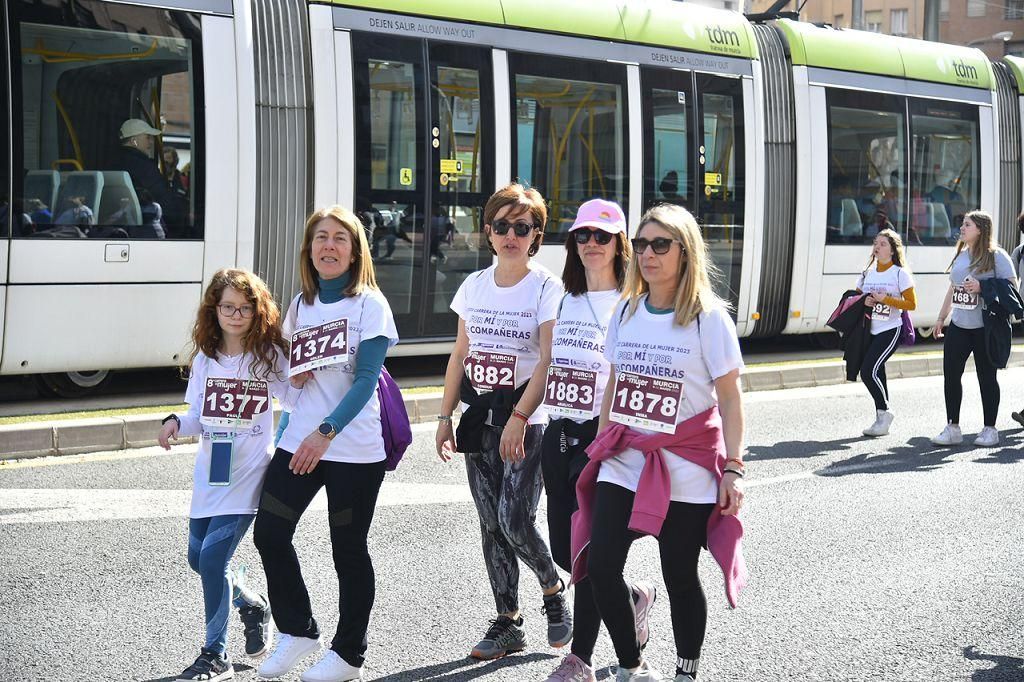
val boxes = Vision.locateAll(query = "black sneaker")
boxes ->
[175,649,234,682]
[238,601,273,657]
[470,615,527,660]
[541,582,573,648]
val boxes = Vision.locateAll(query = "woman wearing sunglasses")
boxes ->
[573,204,747,682]
[435,183,571,660]
[540,200,657,682]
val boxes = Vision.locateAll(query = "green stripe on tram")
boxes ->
[776,19,993,90]
[319,0,759,60]
[1002,56,1024,94]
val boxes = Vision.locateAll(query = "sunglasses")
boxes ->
[631,237,684,255]
[573,229,614,245]
[491,219,539,237]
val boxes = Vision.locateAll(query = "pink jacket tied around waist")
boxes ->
[570,406,748,608]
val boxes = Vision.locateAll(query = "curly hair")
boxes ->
[189,268,288,381]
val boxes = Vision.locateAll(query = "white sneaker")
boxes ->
[615,660,664,681]
[300,650,362,682]
[974,426,1000,447]
[257,633,321,679]
[863,410,894,437]
[631,581,657,650]
[930,424,963,446]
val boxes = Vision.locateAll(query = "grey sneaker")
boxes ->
[238,601,273,657]
[615,660,663,681]
[862,410,894,437]
[974,426,1000,447]
[469,615,526,660]
[545,653,596,682]
[930,424,963,446]
[631,581,657,650]
[542,582,573,648]
[176,649,234,682]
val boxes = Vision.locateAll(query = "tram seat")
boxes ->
[930,203,952,239]
[54,171,104,221]
[839,198,863,237]
[25,170,60,213]
[98,171,142,226]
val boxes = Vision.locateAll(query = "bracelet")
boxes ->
[723,468,745,478]
[436,414,453,423]
[725,457,745,468]
[162,414,181,429]
[511,409,530,424]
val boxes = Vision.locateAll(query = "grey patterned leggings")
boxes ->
[464,423,561,615]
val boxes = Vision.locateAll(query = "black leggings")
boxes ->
[860,326,901,411]
[540,418,601,665]
[587,482,713,672]
[943,323,1000,426]
[253,449,385,668]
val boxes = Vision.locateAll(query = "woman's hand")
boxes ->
[935,317,945,339]
[290,370,314,389]
[963,277,981,295]
[436,421,456,462]
[864,294,878,307]
[499,418,527,463]
[718,472,745,516]
[158,421,179,450]
[289,431,331,475]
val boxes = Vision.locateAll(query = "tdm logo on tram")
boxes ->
[705,25,741,48]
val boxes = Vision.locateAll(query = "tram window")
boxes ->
[825,90,905,245]
[11,0,203,240]
[369,60,418,191]
[436,66,483,194]
[510,54,628,239]
[1,3,10,239]
[908,100,979,246]
[650,88,690,208]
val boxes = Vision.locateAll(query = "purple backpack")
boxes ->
[377,366,412,471]
[899,310,916,346]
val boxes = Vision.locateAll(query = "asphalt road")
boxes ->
[2,370,1023,681]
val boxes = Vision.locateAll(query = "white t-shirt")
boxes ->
[450,262,564,425]
[548,290,621,423]
[949,248,1016,330]
[855,263,914,335]
[599,299,744,503]
[180,350,294,518]
[279,289,399,463]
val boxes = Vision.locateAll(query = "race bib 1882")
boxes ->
[542,365,598,420]
[951,286,979,310]
[609,372,684,434]
[289,319,349,376]
[200,378,270,428]
[464,350,517,392]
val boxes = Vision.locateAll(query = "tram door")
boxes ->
[352,34,494,340]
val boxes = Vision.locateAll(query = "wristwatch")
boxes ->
[162,414,181,429]
[317,421,338,440]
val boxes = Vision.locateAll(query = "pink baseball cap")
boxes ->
[569,199,627,234]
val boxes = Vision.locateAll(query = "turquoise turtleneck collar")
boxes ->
[318,271,351,304]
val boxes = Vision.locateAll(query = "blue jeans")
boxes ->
[187,514,262,654]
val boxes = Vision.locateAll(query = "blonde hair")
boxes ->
[864,228,911,274]
[622,204,729,326]
[947,209,996,275]
[298,205,378,304]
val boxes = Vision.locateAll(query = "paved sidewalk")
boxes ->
[3,344,1022,460]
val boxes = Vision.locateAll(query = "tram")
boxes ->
[2,0,1023,396]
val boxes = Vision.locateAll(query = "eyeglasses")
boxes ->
[491,219,539,237]
[218,303,255,318]
[631,237,684,255]
[573,229,614,245]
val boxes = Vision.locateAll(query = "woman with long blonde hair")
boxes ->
[574,204,747,682]
[932,210,1017,447]
[253,206,399,682]
[855,229,916,437]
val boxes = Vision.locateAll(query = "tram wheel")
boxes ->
[36,370,113,398]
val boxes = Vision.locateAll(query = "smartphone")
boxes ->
[209,434,233,486]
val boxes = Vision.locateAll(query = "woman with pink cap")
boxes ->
[540,199,653,682]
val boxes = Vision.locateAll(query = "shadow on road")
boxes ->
[369,651,557,681]
[816,433,1023,478]
[746,436,863,462]
[964,645,1024,680]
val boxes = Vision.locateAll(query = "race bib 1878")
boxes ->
[200,378,270,428]
[542,365,598,420]
[289,319,349,376]
[609,371,684,434]
[464,350,517,392]
[951,286,979,310]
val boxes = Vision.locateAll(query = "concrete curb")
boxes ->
[3,346,1023,461]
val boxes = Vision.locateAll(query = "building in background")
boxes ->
[746,0,924,36]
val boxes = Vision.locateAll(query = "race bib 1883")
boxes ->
[290,319,349,376]
[609,371,684,434]
[464,350,517,392]
[200,378,270,428]
[542,365,598,420]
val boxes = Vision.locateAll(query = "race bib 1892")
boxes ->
[200,378,270,428]
[464,350,517,392]
[542,365,598,420]
[951,286,979,310]
[289,319,349,376]
[609,371,684,434]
